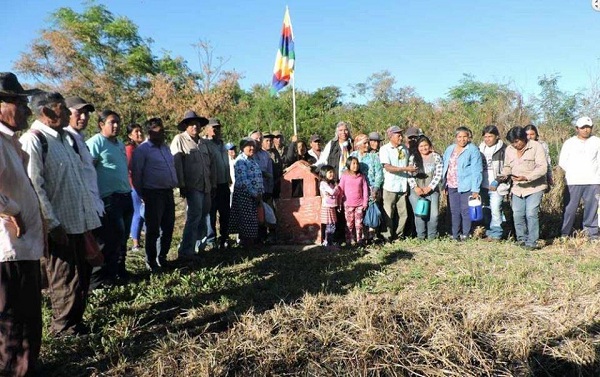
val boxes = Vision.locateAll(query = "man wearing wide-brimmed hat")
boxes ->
[0,72,44,375]
[170,110,215,259]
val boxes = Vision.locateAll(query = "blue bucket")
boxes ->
[414,197,430,218]
[468,196,483,222]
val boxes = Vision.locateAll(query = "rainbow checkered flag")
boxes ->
[270,7,295,96]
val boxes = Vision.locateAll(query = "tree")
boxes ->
[531,74,580,128]
[350,70,420,105]
[446,74,526,128]
[15,3,194,123]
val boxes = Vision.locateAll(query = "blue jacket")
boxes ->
[442,142,482,193]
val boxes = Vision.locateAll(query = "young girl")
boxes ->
[339,156,369,246]
[319,165,341,249]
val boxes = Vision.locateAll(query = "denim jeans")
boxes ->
[408,190,439,240]
[447,188,472,239]
[179,190,210,256]
[511,190,543,247]
[203,183,231,246]
[481,188,504,239]
[130,188,145,242]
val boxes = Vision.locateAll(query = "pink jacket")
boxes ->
[339,172,369,208]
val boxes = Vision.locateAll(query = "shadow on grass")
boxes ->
[525,321,600,376]
[39,242,413,376]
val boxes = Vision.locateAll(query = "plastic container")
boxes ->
[468,196,483,222]
[414,197,430,217]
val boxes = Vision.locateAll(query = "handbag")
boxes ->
[83,231,104,267]
[363,202,382,228]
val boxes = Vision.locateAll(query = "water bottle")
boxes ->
[468,196,483,222]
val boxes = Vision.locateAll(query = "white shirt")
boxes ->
[64,126,105,216]
[379,142,410,192]
[558,135,600,185]
[0,122,44,261]
[20,120,101,234]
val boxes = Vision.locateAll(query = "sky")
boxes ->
[3,0,600,103]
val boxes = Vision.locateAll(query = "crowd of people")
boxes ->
[1,70,600,375]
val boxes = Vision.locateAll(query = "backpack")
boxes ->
[29,129,79,164]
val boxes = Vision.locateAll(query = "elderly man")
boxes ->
[21,91,101,337]
[249,130,276,244]
[315,121,353,181]
[272,130,287,160]
[64,96,104,218]
[202,118,231,250]
[87,110,133,286]
[0,72,44,376]
[379,126,417,242]
[170,111,213,259]
[264,131,284,200]
[559,116,600,240]
[131,118,178,271]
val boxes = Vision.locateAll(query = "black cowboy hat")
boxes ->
[0,72,40,98]
[177,110,209,131]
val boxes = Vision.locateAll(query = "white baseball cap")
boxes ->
[575,116,593,128]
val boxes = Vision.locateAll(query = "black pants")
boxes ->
[143,189,175,267]
[206,183,231,245]
[0,260,42,376]
[91,192,133,288]
[46,234,91,335]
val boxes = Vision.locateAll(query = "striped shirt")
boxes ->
[20,120,101,234]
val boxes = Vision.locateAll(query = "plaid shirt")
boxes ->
[20,120,101,234]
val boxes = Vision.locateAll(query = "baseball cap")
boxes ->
[272,130,282,137]
[386,126,402,136]
[576,116,593,128]
[405,127,421,138]
[65,96,95,112]
[225,142,236,150]
[207,118,221,127]
[310,134,322,143]
[368,132,381,141]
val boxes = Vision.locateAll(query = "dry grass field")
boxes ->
[38,186,600,376]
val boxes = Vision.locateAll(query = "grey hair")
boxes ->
[30,91,64,117]
[333,121,352,141]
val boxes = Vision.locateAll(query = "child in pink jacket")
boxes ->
[339,156,369,246]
